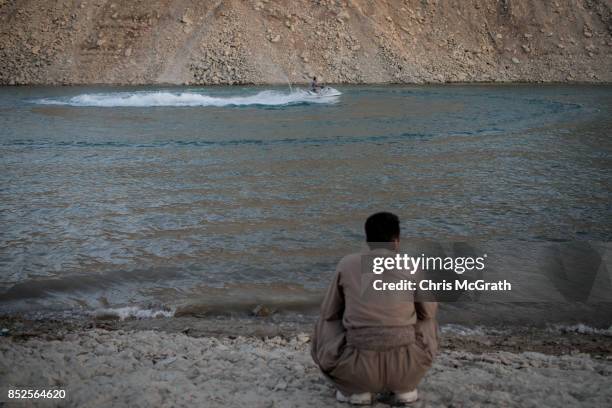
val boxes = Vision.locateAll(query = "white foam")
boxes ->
[440,324,509,336]
[36,89,340,107]
[551,324,612,337]
[93,306,174,320]
[441,324,486,336]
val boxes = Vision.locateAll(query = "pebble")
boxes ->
[252,305,271,317]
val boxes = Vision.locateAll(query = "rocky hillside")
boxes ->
[1,0,611,85]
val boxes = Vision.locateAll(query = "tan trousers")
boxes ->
[313,320,438,395]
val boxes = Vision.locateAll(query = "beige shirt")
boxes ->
[336,249,437,329]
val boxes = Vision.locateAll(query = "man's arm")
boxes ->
[413,266,437,320]
[311,265,346,372]
[415,301,437,321]
[319,268,345,321]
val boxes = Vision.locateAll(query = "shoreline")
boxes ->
[1,316,611,407]
[1,314,611,358]
[4,299,612,336]
[2,81,612,87]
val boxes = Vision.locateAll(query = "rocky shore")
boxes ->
[1,316,611,407]
[1,0,611,85]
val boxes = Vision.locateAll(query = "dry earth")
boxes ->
[1,316,611,407]
[1,328,611,407]
[1,0,611,85]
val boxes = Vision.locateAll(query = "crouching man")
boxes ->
[311,212,438,405]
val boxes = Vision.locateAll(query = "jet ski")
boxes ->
[304,87,342,97]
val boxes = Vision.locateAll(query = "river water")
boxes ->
[0,85,611,324]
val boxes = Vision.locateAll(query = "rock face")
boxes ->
[0,0,611,85]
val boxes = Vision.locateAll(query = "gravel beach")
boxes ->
[1,318,611,407]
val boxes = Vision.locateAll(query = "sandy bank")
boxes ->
[1,327,611,407]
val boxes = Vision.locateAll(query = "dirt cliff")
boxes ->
[1,0,611,85]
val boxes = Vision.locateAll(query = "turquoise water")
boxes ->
[0,85,611,319]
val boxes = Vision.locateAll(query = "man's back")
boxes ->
[336,250,420,330]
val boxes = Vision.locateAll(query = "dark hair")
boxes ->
[313,76,316,80]
[365,212,400,245]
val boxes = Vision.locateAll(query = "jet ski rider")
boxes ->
[310,76,322,93]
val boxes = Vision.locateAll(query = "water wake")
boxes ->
[36,89,341,107]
